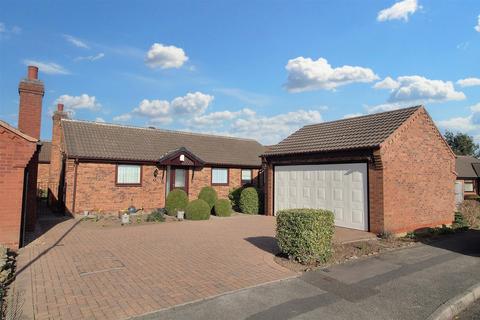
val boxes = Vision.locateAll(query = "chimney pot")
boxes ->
[27,66,39,80]
[57,103,64,112]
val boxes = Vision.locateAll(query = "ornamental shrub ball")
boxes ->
[165,189,188,216]
[239,187,260,214]
[198,186,218,209]
[185,199,211,220]
[214,199,232,217]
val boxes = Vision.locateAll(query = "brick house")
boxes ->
[262,106,456,234]
[0,66,44,248]
[454,155,480,203]
[47,105,265,215]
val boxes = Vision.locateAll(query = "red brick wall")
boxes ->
[48,112,68,209]
[0,127,37,248]
[37,163,49,188]
[188,167,259,199]
[380,108,456,233]
[64,162,260,214]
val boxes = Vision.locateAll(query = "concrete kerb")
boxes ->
[427,282,480,320]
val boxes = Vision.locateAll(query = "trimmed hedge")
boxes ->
[239,187,260,214]
[198,186,218,209]
[276,209,335,264]
[214,199,232,217]
[165,189,189,216]
[185,199,211,220]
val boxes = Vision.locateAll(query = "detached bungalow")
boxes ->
[47,104,265,214]
[263,106,456,234]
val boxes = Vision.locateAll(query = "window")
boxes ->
[212,168,228,185]
[116,165,141,185]
[464,180,474,192]
[241,169,252,185]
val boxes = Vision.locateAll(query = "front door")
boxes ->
[170,167,188,193]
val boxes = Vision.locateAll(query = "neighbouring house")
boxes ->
[262,106,456,234]
[37,141,51,197]
[454,155,480,203]
[47,104,265,215]
[0,66,44,248]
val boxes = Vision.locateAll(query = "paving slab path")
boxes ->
[135,230,480,320]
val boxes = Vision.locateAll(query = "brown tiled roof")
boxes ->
[38,141,51,163]
[62,120,265,166]
[455,155,480,178]
[263,106,421,156]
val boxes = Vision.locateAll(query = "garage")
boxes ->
[263,106,456,234]
[274,163,368,230]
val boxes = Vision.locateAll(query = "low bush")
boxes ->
[276,209,335,264]
[185,199,211,220]
[214,199,232,217]
[239,187,261,214]
[198,187,218,209]
[457,200,480,228]
[146,208,166,222]
[165,189,189,216]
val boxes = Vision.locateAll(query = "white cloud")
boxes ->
[95,117,106,123]
[0,22,21,37]
[475,15,480,32]
[377,0,420,22]
[130,92,214,124]
[74,53,105,62]
[285,57,378,92]
[189,109,253,127]
[365,102,407,113]
[145,43,188,69]
[133,99,171,119]
[457,77,480,87]
[343,113,364,119]
[374,75,465,103]
[23,60,70,75]
[113,113,132,122]
[55,94,101,111]
[373,76,399,90]
[171,92,214,114]
[63,34,89,49]
[437,103,480,132]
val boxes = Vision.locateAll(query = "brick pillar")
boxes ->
[265,162,274,216]
[48,104,69,211]
[18,66,44,139]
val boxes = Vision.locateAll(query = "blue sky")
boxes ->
[0,0,479,144]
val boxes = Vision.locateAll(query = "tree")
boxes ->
[444,131,479,157]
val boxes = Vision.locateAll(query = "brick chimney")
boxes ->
[18,66,45,139]
[48,103,69,210]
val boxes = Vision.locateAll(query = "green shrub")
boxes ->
[146,208,166,222]
[228,187,243,211]
[214,199,232,217]
[198,186,218,209]
[185,199,211,220]
[457,200,480,228]
[276,209,335,264]
[239,187,260,214]
[165,189,188,216]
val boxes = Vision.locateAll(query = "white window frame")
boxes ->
[211,168,229,185]
[241,169,252,185]
[116,164,141,185]
[464,180,474,192]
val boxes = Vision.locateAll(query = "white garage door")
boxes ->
[274,163,368,231]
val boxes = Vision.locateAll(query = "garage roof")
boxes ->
[263,106,421,156]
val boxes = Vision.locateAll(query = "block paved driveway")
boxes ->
[13,215,296,320]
